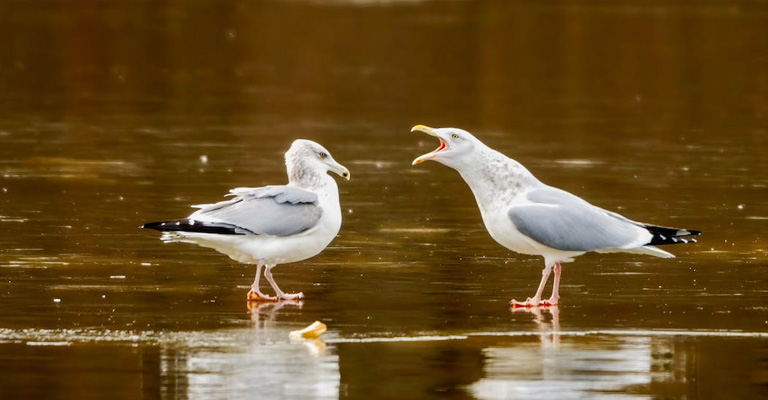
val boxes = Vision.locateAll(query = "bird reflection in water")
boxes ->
[248,299,303,324]
[511,306,561,348]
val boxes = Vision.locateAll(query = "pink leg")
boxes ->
[510,264,553,308]
[547,262,562,305]
[264,265,304,300]
[247,260,277,301]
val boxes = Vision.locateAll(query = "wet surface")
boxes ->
[1,0,767,399]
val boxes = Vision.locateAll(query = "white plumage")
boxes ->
[144,139,350,301]
[411,125,700,308]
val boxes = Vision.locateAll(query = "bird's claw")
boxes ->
[247,289,304,302]
[278,292,304,301]
[247,289,277,302]
[510,297,556,308]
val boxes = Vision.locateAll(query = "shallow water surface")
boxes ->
[1,0,767,399]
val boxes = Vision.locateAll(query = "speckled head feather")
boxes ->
[285,139,350,189]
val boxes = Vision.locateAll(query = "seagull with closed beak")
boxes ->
[143,139,350,301]
[411,125,700,308]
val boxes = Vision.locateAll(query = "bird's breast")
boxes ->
[481,210,543,256]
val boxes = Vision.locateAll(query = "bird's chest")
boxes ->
[478,203,543,257]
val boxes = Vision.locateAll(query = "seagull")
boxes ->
[411,125,700,308]
[143,139,350,301]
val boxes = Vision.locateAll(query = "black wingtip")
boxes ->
[646,224,702,246]
[142,221,164,230]
[141,219,252,235]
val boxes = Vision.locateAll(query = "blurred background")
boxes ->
[1,0,767,399]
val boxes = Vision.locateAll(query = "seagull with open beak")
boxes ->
[411,124,700,308]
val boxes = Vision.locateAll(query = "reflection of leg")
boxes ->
[248,298,304,316]
[548,306,560,347]
[547,262,562,305]
[511,263,552,308]
[264,265,304,300]
[509,305,560,346]
[549,305,560,331]
[247,260,276,301]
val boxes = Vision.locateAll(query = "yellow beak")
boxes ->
[411,124,443,165]
[411,124,437,135]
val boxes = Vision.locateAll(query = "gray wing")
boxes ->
[508,187,648,251]
[190,185,322,236]
[525,186,592,207]
[227,186,319,204]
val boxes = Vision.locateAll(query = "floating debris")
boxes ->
[289,321,327,339]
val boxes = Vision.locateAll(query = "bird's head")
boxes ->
[411,125,480,169]
[286,139,350,184]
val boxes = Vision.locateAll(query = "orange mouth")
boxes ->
[413,138,447,165]
[434,138,447,153]
[411,124,446,165]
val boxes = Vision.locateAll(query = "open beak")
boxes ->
[411,124,447,165]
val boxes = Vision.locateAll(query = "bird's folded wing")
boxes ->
[227,185,319,204]
[507,202,650,252]
[190,185,322,236]
[525,186,592,207]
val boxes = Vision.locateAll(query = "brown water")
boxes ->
[1,1,767,399]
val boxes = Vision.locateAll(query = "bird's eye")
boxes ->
[318,152,328,159]
[451,133,460,139]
